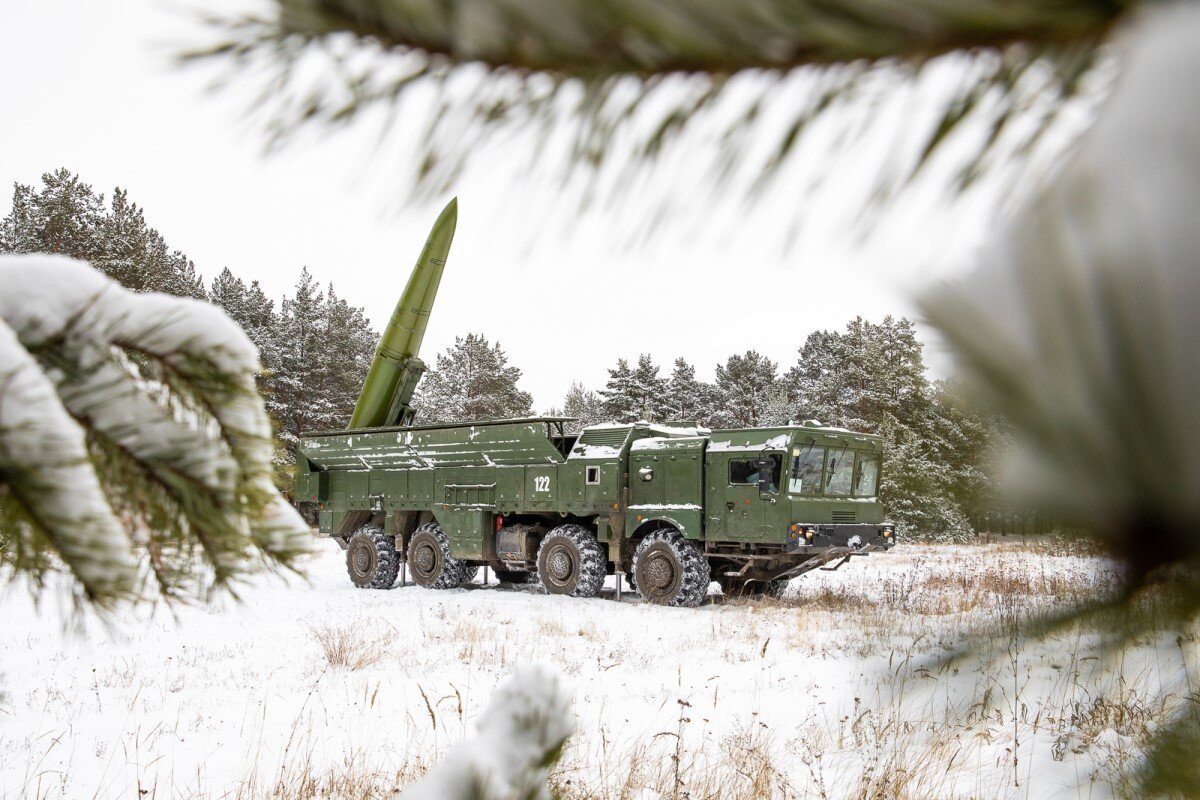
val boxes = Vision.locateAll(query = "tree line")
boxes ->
[2,168,999,538]
[0,169,377,484]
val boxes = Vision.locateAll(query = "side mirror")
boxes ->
[755,457,777,496]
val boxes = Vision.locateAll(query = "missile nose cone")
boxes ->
[430,197,458,241]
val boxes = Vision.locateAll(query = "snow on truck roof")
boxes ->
[307,416,577,437]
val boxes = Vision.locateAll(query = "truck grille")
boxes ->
[578,427,630,448]
[831,510,857,524]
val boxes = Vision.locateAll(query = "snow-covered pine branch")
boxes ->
[398,665,572,800]
[0,254,312,606]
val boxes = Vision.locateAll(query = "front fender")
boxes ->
[625,504,704,539]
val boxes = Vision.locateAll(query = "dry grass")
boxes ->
[231,745,430,800]
[311,623,394,671]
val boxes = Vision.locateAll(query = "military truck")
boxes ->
[294,199,895,607]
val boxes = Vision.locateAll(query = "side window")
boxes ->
[585,466,601,485]
[855,456,880,497]
[729,459,757,485]
[824,449,855,496]
[729,456,782,492]
[789,446,825,495]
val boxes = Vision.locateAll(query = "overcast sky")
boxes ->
[1,0,1037,408]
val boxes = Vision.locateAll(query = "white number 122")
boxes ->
[534,476,551,492]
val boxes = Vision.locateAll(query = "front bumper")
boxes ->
[785,522,896,554]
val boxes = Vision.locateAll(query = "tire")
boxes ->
[536,524,606,597]
[633,529,711,608]
[407,523,474,589]
[346,525,399,589]
[493,568,536,585]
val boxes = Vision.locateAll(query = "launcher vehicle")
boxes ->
[294,200,895,607]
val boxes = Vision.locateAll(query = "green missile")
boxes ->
[348,197,457,429]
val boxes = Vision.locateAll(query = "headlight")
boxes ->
[804,527,815,540]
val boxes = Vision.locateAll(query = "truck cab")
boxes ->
[704,424,892,549]
[627,421,895,596]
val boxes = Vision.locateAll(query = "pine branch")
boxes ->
[0,254,312,607]
[185,1,1121,210]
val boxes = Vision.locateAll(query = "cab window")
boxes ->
[824,448,855,496]
[729,456,781,492]
[789,446,825,495]
[855,456,880,497]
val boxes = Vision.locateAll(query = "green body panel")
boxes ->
[628,436,706,539]
[348,198,457,429]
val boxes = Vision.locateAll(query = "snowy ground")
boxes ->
[0,538,1187,799]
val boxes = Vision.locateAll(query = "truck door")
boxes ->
[707,454,781,541]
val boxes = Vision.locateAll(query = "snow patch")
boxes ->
[707,434,789,452]
[400,664,572,800]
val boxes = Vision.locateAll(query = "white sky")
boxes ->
[0,0,1063,409]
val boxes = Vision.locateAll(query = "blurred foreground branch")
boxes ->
[0,254,312,608]
[922,6,1200,792]
[188,0,1120,209]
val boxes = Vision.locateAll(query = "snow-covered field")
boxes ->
[0,538,1186,799]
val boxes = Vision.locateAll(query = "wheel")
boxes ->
[407,523,474,589]
[633,529,711,607]
[346,525,399,589]
[493,568,536,584]
[536,524,606,597]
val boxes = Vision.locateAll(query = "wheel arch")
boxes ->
[628,514,700,540]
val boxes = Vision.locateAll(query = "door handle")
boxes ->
[726,502,735,511]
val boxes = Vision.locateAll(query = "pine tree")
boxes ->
[0,183,37,253]
[0,170,208,300]
[319,283,377,428]
[630,354,669,421]
[417,334,533,422]
[786,316,926,429]
[274,268,326,450]
[210,268,282,388]
[783,316,991,538]
[0,169,105,262]
[663,357,715,426]
[96,188,150,290]
[710,351,780,428]
[599,358,638,423]
[210,267,247,318]
[561,381,605,431]
[243,280,283,373]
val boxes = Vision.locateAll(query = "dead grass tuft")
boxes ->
[311,622,394,671]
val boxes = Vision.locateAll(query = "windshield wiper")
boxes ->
[824,446,850,488]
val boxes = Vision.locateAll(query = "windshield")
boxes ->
[824,447,855,496]
[789,445,825,495]
[855,456,880,497]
